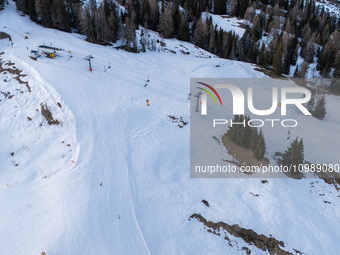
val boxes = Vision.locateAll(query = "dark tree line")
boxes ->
[12,0,340,76]
[190,0,339,77]
[0,0,5,10]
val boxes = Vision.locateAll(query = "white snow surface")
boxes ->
[201,12,247,37]
[0,2,340,255]
[315,0,340,18]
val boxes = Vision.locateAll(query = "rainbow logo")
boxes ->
[196,82,223,106]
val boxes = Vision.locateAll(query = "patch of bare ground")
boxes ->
[163,48,176,54]
[0,58,31,94]
[0,91,14,99]
[305,161,340,191]
[212,136,220,144]
[274,152,304,179]
[167,115,188,128]
[220,15,232,18]
[0,32,11,41]
[237,22,248,29]
[201,200,209,207]
[189,214,298,255]
[253,67,286,78]
[293,79,338,95]
[5,61,15,66]
[180,50,190,55]
[40,104,60,125]
[275,154,340,184]
[222,135,269,170]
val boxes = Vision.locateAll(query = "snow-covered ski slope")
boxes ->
[0,1,340,255]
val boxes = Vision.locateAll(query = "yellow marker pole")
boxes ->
[146,99,149,106]
[278,102,281,107]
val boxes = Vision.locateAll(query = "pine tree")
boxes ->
[28,0,37,21]
[253,129,266,160]
[231,0,239,16]
[282,52,291,75]
[172,0,181,33]
[50,0,71,31]
[140,28,146,52]
[141,0,150,26]
[241,115,252,148]
[251,16,262,41]
[305,89,316,113]
[80,6,96,43]
[291,138,304,167]
[329,79,340,94]
[273,42,283,75]
[123,11,137,52]
[246,41,256,63]
[194,0,202,20]
[35,0,51,27]
[226,115,240,143]
[149,0,159,31]
[299,60,309,78]
[293,65,299,77]
[291,44,299,66]
[238,0,248,18]
[282,137,304,172]
[15,0,27,14]
[208,25,216,53]
[194,17,206,48]
[177,13,190,42]
[158,2,175,38]
[244,7,251,24]
[258,42,268,68]
[234,115,244,145]
[213,0,226,15]
[313,94,326,120]
[249,127,258,152]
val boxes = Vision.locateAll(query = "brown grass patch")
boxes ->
[0,32,11,41]
[190,214,295,255]
[222,135,270,168]
[41,104,60,125]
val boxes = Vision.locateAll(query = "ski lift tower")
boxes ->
[83,54,94,71]
[194,91,203,112]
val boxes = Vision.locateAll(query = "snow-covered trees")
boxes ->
[11,0,340,76]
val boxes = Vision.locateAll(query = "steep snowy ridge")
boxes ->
[0,1,340,255]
